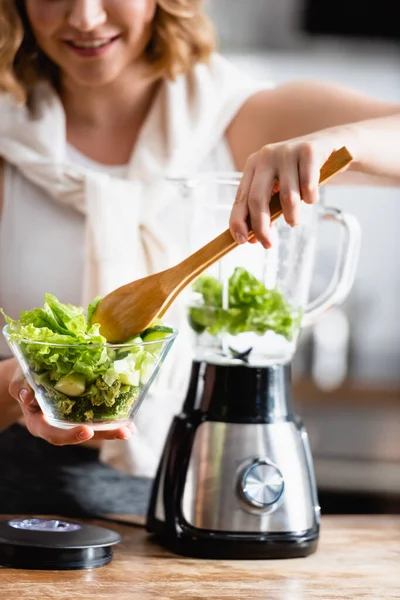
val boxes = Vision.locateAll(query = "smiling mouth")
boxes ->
[64,36,120,50]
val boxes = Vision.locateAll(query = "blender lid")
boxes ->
[0,517,121,570]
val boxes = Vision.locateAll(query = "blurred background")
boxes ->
[207,0,400,514]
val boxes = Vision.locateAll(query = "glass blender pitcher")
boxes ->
[183,173,361,366]
[146,173,361,559]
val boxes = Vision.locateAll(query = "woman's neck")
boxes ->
[61,68,161,165]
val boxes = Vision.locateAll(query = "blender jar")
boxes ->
[174,173,361,367]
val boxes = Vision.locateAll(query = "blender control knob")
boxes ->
[239,460,284,509]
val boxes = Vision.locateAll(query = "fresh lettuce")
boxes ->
[1,294,173,424]
[188,268,302,341]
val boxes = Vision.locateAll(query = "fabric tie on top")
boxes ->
[0,54,271,476]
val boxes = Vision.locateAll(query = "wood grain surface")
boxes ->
[0,515,399,599]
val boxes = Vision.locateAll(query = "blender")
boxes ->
[146,174,361,558]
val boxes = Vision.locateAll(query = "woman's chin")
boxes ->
[62,65,126,90]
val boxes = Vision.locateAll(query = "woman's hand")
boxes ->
[8,364,135,446]
[229,136,349,248]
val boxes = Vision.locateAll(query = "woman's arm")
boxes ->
[0,358,22,430]
[227,80,400,184]
[226,80,400,246]
[0,163,21,429]
[0,162,22,429]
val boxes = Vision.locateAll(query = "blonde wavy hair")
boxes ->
[0,0,216,103]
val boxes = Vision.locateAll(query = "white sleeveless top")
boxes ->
[0,54,271,476]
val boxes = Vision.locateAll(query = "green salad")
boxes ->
[188,267,302,341]
[1,294,174,424]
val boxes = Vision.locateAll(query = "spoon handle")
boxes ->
[174,195,283,287]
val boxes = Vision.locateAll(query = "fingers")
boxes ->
[230,141,326,247]
[22,399,136,446]
[98,423,136,441]
[229,155,256,244]
[9,366,136,446]
[23,405,136,446]
[9,368,35,406]
[11,382,94,444]
[278,150,301,227]
[26,411,95,446]
[247,157,277,248]
[298,144,321,205]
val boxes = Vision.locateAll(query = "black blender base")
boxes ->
[149,534,318,560]
[147,519,319,559]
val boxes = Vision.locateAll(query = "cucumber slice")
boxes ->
[54,373,86,397]
[141,325,174,341]
[113,355,141,386]
[119,369,140,387]
[124,336,143,345]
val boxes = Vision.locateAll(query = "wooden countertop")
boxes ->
[0,515,399,599]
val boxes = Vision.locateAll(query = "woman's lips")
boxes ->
[63,36,120,57]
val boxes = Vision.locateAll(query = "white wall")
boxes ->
[207,0,305,50]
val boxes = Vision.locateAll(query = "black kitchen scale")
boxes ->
[0,517,121,570]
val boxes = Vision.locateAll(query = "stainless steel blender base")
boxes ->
[181,421,319,533]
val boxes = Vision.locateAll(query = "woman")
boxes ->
[0,0,400,516]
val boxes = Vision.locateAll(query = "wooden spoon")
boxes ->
[92,146,353,341]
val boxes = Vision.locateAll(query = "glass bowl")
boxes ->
[3,325,177,430]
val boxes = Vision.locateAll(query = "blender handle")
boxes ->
[301,207,362,328]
